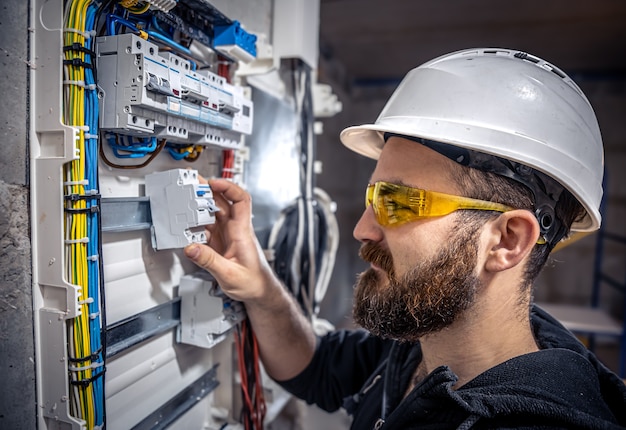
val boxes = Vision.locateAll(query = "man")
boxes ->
[184,48,626,428]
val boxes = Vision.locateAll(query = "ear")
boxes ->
[484,210,541,273]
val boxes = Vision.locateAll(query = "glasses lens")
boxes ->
[366,181,511,227]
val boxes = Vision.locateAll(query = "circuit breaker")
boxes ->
[145,168,219,250]
[96,33,253,148]
[178,272,246,349]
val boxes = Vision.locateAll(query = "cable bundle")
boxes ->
[222,149,236,179]
[235,320,266,430]
[63,1,105,428]
[266,60,339,320]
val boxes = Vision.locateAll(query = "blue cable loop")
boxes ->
[166,145,193,160]
[106,14,139,36]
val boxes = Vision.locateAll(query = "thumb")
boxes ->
[184,243,225,275]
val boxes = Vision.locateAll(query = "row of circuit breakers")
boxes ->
[98,32,253,148]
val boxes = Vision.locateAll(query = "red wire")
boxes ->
[222,149,235,179]
[235,320,265,429]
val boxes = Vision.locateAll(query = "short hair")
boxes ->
[451,163,586,289]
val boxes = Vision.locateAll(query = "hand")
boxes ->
[184,179,276,303]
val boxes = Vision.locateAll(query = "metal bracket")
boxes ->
[106,298,181,358]
[131,365,220,430]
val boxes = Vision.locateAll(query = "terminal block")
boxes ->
[213,20,258,63]
[145,169,219,250]
[178,272,246,349]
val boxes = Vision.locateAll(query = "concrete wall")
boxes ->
[0,0,37,429]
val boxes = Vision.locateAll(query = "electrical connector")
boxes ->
[177,272,246,349]
[213,21,258,63]
[145,169,219,250]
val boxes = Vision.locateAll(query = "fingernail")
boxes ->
[185,244,200,259]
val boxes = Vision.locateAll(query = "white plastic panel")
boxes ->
[30,0,302,429]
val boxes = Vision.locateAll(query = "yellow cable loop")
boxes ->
[119,0,140,8]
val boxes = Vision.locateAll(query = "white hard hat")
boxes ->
[340,48,604,234]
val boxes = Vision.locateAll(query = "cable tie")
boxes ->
[62,42,96,57]
[64,193,101,201]
[65,237,90,244]
[84,132,99,139]
[74,125,90,132]
[70,368,105,387]
[65,206,100,214]
[89,312,100,320]
[63,28,96,39]
[63,79,85,88]
[78,297,94,305]
[68,361,104,372]
[63,57,95,69]
[68,347,102,363]
[87,254,99,262]
[63,179,89,186]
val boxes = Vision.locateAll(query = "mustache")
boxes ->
[359,242,395,277]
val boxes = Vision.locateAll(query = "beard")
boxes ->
[352,224,481,342]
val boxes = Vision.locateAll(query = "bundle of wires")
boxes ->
[165,142,204,161]
[222,149,235,179]
[213,59,266,429]
[235,319,266,430]
[267,60,339,320]
[63,0,105,428]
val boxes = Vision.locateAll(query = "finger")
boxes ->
[204,224,225,254]
[208,179,252,221]
[212,191,232,220]
[184,243,230,281]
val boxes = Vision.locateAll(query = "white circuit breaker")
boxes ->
[96,33,253,148]
[178,272,246,349]
[145,168,219,250]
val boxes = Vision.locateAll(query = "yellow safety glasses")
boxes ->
[365,181,513,227]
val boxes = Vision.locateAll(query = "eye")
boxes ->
[382,195,412,211]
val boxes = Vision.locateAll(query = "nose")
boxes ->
[353,204,384,243]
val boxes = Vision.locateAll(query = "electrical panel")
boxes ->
[29,0,340,429]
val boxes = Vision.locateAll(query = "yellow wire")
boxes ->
[119,0,140,7]
[64,0,96,427]
[127,2,151,14]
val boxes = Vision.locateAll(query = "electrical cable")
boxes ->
[100,135,166,169]
[215,61,265,429]
[267,60,335,319]
[235,320,266,430]
[63,1,105,428]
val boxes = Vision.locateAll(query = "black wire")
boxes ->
[270,199,329,316]
[96,136,108,430]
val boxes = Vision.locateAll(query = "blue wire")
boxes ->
[84,4,104,425]
[166,145,193,160]
[150,15,174,38]
[106,13,139,36]
[108,135,158,158]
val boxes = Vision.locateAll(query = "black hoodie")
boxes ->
[278,305,626,429]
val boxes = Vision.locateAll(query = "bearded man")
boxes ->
[184,48,626,429]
